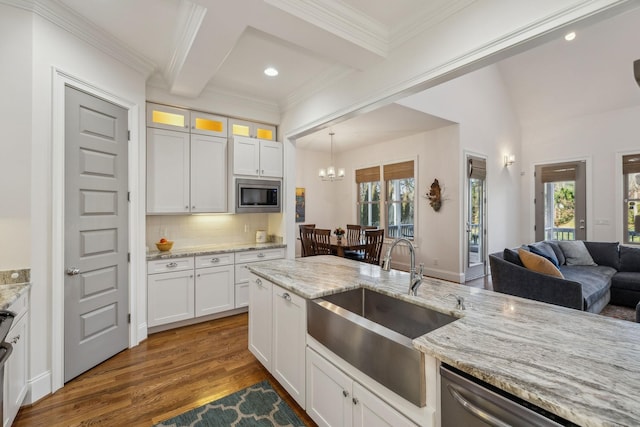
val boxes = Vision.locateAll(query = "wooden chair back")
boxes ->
[299,224,316,257]
[313,228,333,255]
[364,229,385,265]
[346,224,361,241]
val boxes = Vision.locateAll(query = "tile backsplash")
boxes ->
[146,213,280,250]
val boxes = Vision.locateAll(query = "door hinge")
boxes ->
[128,191,131,202]
[534,225,537,231]
[128,313,131,324]
[534,197,536,204]
[128,130,131,141]
[127,252,131,262]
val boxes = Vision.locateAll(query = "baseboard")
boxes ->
[423,267,464,284]
[147,307,248,335]
[24,369,51,405]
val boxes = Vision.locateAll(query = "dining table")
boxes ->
[329,236,366,257]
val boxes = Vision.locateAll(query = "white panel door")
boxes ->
[352,382,417,427]
[147,270,195,327]
[248,273,272,369]
[233,136,260,176]
[306,348,352,427]
[259,140,283,178]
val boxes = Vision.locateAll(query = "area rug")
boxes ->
[600,304,636,322]
[154,380,306,427]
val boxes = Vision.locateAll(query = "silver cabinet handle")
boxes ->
[257,253,265,258]
[255,278,263,287]
[282,293,291,301]
[197,274,201,278]
[166,262,178,268]
[352,397,359,405]
[66,267,80,276]
[185,205,189,209]
[256,169,259,174]
[342,390,349,398]
[10,335,20,344]
[192,205,196,209]
[447,384,510,427]
[211,258,219,263]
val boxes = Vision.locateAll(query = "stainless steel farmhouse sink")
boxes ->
[307,287,458,407]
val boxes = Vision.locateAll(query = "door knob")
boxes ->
[66,267,80,276]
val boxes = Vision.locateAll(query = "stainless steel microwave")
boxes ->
[235,178,281,213]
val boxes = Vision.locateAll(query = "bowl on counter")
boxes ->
[155,241,174,252]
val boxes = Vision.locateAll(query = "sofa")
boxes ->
[489,240,640,315]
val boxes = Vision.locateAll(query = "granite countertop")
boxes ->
[0,268,32,310]
[146,242,286,261]
[247,255,640,427]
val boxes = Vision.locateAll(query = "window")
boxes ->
[623,154,640,244]
[356,166,380,227]
[384,161,415,239]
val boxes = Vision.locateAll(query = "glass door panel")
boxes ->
[465,155,487,281]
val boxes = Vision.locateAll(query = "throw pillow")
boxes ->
[546,240,566,266]
[518,248,564,278]
[529,242,560,267]
[503,248,523,267]
[558,240,597,266]
[582,241,620,269]
[619,245,640,272]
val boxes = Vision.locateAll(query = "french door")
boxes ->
[534,161,586,242]
[465,155,487,281]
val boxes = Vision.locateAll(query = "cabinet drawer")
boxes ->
[195,253,234,268]
[147,257,194,274]
[235,248,285,264]
[7,291,28,322]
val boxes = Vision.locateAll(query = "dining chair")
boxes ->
[346,224,361,240]
[299,224,316,257]
[313,228,333,255]
[363,229,385,265]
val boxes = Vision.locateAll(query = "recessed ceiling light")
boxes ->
[564,32,576,41]
[264,67,279,77]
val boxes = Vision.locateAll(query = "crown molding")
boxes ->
[2,0,156,76]
[265,0,388,58]
[390,0,476,49]
[164,0,207,87]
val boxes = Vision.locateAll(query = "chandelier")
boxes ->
[318,132,345,181]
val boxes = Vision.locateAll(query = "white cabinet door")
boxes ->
[235,282,249,308]
[259,140,283,178]
[146,128,190,213]
[195,265,235,316]
[248,273,272,369]
[352,382,417,427]
[4,300,28,427]
[190,134,227,212]
[190,110,227,137]
[273,284,306,408]
[148,269,195,327]
[229,118,276,140]
[147,103,190,132]
[233,136,260,176]
[306,347,352,427]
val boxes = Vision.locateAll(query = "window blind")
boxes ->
[540,163,577,183]
[468,158,486,179]
[383,160,414,180]
[355,166,380,183]
[623,154,640,175]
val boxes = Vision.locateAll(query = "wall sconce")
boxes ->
[504,154,515,167]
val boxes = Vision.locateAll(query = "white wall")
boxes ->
[521,105,640,243]
[297,126,461,281]
[27,8,148,401]
[0,5,32,269]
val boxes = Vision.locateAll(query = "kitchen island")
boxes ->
[248,255,640,427]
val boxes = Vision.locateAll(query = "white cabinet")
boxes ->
[229,118,276,140]
[232,136,282,178]
[306,348,417,427]
[147,127,227,214]
[235,248,285,308]
[3,291,29,427]
[195,253,235,316]
[248,272,306,408]
[147,257,195,327]
[248,273,272,368]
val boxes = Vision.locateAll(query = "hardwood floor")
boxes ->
[14,313,316,427]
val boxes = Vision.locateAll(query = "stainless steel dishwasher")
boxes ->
[440,364,577,427]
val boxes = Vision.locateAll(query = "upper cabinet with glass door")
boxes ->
[229,118,276,141]
[147,103,228,137]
